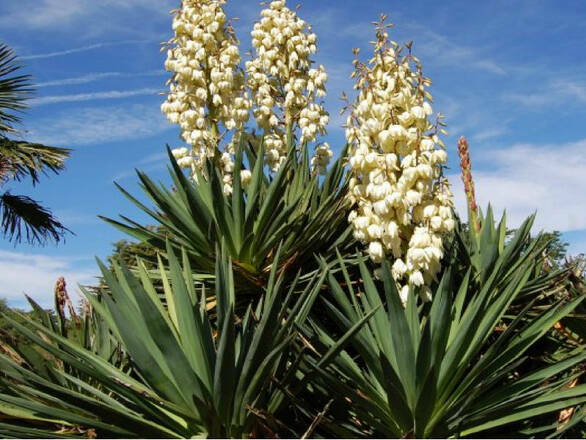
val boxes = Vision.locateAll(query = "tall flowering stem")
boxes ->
[457,135,481,233]
[161,0,252,195]
[246,0,332,174]
[346,16,455,304]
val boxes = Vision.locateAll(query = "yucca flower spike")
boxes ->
[162,0,252,194]
[346,15,455,303]
[246,0,332,173]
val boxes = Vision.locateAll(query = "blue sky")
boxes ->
[1,0,585,307]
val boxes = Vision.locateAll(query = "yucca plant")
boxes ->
[1,1,585,438]
[453,206,570,305]
[0,243,330,438]
[101,0,357,293]
[296,213,585,438]
[103,138,353,293]
[457,139,585,416]
[12,278,128,381]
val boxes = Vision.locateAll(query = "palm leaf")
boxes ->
[0,43,31,134]
[0,192,70,244]
[0,138,70,185]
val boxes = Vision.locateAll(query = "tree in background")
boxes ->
[0,43,71,245]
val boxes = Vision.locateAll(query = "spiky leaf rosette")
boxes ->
[102,136,354,295]
[294,212,586,438]
[0,244,328,438]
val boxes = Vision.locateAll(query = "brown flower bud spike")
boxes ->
[458,136,481,233]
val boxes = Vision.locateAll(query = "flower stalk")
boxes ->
[457,135,481,233]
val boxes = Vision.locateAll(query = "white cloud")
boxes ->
[36,70,165,87]
[110,151,169,181]
[341,20,506,76]
[21,40,158,60]
[32,88,160,106]
[470,127,508,142]
[298,10,505,76]
[0,0,86,30]
[554,79,586,101]
[450,138,586,232]
[409,27,506,75]
[111,163,164,183]
[503,78,586,107]
[0,250,96,308]
[0,0,176,31]
[503,93,551,107]
[37,72,126,87]
[430,92,510,146]
[52,209,100,226]
[138,152,168,165]
[27,103,173,146]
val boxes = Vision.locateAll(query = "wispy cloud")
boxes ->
[554,79,586,101]
[27,103,173,146]
[21,39,157,60]
[36,70,166,88]
[1,0,175,32]
[503,78,586,107]
[53,209,100,226]
[470,127,508,142]
[429,92,510,148]
[139,152,168,165]
[31,88,160,106]
[405,25,506,75]
[0,0,86,31]
[111,152,170,182]
[502,93,550,107]
[450,138,586,232]
[324,17,507,76]
[111,162,166,183]
[0,250,96,308]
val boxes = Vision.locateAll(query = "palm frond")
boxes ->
[0,138,71,185]
[0,43,32,134]
[0,192,71,245]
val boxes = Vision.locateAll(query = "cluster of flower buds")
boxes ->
[171,147,194,169]
[346,17,455,304]
[311,142,334,175]
[162,0,252,193]
[246,0,331,173]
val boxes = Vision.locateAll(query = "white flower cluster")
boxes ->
[246,0,332,173]
[346,23,455,304]
[161,0,252,193]
[311,142,334,175]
